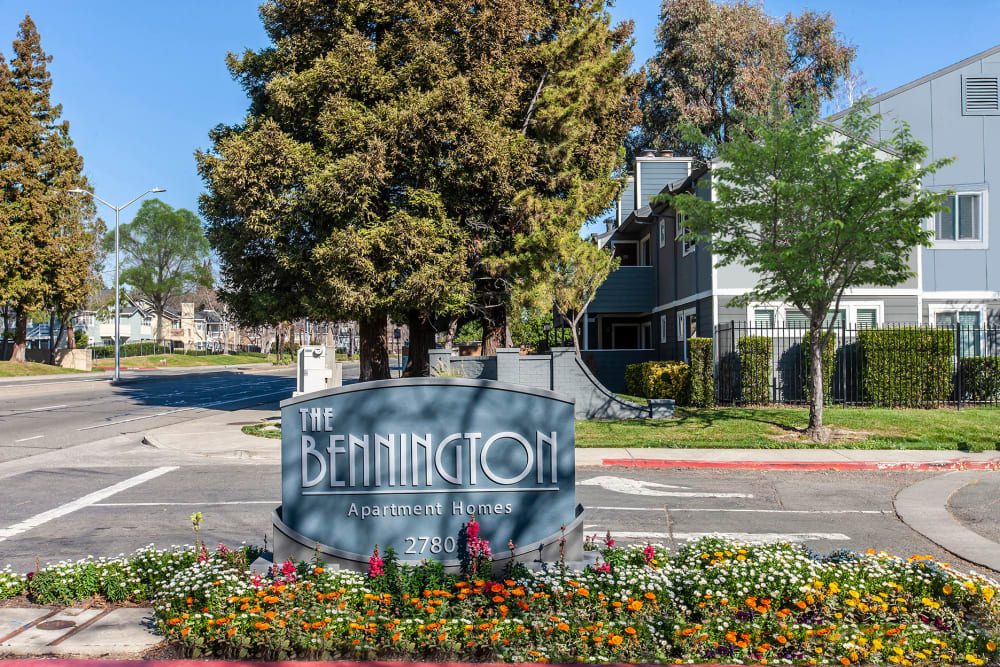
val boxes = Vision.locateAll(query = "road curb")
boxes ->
[601,457,1000,471]
[894,470,1000,572]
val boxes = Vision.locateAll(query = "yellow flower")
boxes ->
[982,586,994,601]
[986,641,996,652]
[942,584,953,594]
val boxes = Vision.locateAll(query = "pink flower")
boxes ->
[643,544,655,564]
[250,573,263,588]
[594,562,611,574]
[368,544,384,577]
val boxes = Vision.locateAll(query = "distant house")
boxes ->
[74,292,229,351]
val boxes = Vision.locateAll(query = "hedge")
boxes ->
[687,337,714,407]
[858,328,953,406]
[802,331,836,404]
[959,357,1000,403]
[90,342,174,358]
[624,360,691,404]
[737,336,771,404]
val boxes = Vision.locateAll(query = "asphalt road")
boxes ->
[1,458,994,575]
[1,365,997,576]
[0,366,303,459]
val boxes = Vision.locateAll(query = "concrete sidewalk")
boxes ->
[0,607,161,658]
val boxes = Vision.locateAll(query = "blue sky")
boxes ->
[2,0,999,249]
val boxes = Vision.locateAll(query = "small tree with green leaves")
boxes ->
[670,97,950,441]
[104,199,212,345]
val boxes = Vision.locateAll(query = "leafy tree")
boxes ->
[0,15,100,362]
[637,0,854,159]
[198,0,640,379]
[519,232,617,354]
[670,98,950,441]
[104,199,212,345]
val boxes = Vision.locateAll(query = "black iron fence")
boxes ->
[715,322,1000,408]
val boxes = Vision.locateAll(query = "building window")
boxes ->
[658,219,665,248]
[754,309,775,328]
[935,193,986,245]
[933,308,983,356]
[659,314,667,344]
[676,214,695,256]
[142,316,152,326]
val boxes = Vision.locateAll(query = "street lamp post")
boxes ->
[69,187,165,383]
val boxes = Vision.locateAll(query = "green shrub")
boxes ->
[959,357,1000,403]
[858,328,953,406]
[73,329,88,348]
[802,331,836,404]
[737,336,772,404]
[91,342,174,358]
[624,361,691,404]
[687,337,714,407]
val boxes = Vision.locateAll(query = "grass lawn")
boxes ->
[241,421,281,439]
[94,352,290,368]
[578,405,1000,451]
[0,360,87,377]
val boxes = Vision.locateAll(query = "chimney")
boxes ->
[656,149,674,158]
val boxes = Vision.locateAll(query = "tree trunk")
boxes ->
[48,311,56,364]
[442,317,459,351]
[481,308,507,356]
[359,315,390,381]
[2,305,9,360]
[65,314,75,350]
[11,307,28,363]
[805,322,830,443]
[403,313,434,377]
[567,310,583,355]
[155,304,164,350]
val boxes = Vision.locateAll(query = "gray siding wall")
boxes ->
[619,177,635,221]
[872,53,1000,292]
[518,356,552,390]
[716,295,920,326]
[589,266,655,314]
[636,160,690,210]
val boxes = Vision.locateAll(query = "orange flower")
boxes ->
[557,622,570,631]
[492,596,504,603]
[491,583,504,593]
[625,627,637,635]
[263,611,276,620]
[254,622,270,631]
[797,600,808,609]
[608,634,624,646]
[840,659,851,666]
[628,600,643,611]
[438,632,447,641]
[777,636,788,644]
[644,592,656,600]
[226,627,236,636]
[392,632,401,641]
[180,627,189,636]
[577,588,590,597]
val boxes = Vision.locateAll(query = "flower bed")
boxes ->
[3,536,998,665]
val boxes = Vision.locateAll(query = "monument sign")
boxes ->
[273,377,583,570]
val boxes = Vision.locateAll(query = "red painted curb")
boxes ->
[0,662,736,667]
[602,457,1000,471]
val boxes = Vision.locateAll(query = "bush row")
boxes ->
[624,338,713,407]
[735,329,1000,406]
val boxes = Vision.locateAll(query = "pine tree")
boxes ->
[0,16,99,363]
[198,1,639,378]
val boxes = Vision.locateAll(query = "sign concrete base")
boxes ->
[271,503,587,575]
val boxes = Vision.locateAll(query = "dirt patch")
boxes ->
[767,425,874,444]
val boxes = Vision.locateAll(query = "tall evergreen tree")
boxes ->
[198,0,640,379]
[0,16,99,363]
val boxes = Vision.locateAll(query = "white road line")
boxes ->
[580,475,753,498]
[583,528,852,543]
[77,388,290,431]
[30,404,67,411]
[587,506,889,514]
[93,500,279,507]
[0,466,178,542]
[14,435,44,442]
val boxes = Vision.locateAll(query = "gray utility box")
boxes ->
[294,345,342,397]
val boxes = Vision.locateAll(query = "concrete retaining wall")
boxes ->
[429,347,671,420]
[2,348,91,370]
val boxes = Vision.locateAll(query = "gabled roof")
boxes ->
[828,43,1000,121]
